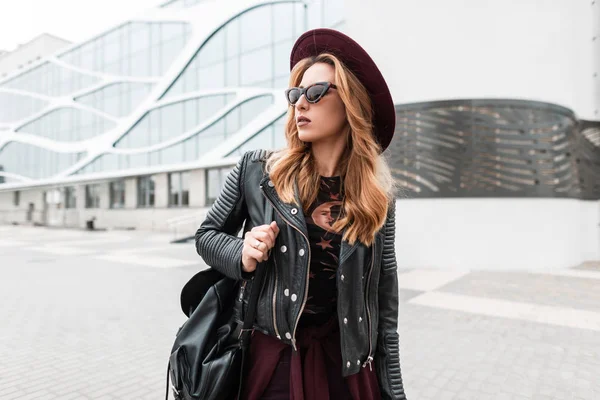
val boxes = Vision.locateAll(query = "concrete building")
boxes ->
[0,33,71,78]
[0,0,598,270]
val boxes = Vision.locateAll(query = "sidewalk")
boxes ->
[0,225,598,399]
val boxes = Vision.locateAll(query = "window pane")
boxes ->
[181,171,190,206]
[169,172,180,206]
[273,4,295,41]
[240,6,272,53]
[239,47,272,86]
[197,63,226,91]
[225,20,240,59]
[110,180,125,208]
[197,29,225,67]
[64,187,77,209]
[207,169,219,203]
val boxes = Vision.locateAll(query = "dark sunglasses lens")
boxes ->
[287,88,301,104]
[306,84,326,102]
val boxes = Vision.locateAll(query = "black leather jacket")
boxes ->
[195,149,407,399]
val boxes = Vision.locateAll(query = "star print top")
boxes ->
[298,175,345,328]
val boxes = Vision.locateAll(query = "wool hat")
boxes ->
[290,28,396,153]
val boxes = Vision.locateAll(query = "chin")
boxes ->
[297,131,315,142]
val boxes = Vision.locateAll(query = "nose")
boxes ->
[295,93,309,111]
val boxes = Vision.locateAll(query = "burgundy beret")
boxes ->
[290,28,395,153]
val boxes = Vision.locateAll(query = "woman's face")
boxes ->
[294,62,347,145]
[311,201,343,232]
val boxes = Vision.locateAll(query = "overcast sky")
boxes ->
[0,0,165,51]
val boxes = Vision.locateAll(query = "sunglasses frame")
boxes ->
[284,82,338,105]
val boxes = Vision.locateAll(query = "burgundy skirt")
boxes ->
[240,317,380,400]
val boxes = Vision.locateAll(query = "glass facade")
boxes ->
[75,95,275,174]
[16,107,116,141]
[0,62,100,96]
[206,166,233,205]
[75,82,154,117]
[0,92,47,123]
[227,113,287,156]
[0,0,343,187]
[109,180,126,208]
[164,2,307,98]
[85,184,101,208]
[0,142,83,179]
[115,94,234,148]
[64,186,77,209]
[59,22,192,77]
[115,94,271,149]
[169,171,190,206]
[137,176,155,207]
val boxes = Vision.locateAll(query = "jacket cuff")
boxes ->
[240,260,255,280]
[376,332,407,400]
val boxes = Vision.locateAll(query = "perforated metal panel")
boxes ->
[385,100,600,200]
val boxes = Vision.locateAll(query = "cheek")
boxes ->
[319,101,347,133]
[332,100,347,129]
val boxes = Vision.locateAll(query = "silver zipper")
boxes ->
[238,280,247,302]
[363,356,373,371]
[263,195,310,352]
[272,257,281,339]
[363,243,375,370]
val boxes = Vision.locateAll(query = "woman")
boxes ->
[195,28,407,400]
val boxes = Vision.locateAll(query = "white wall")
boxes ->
[0,170,209,234]
[154,173,169,208]
[98,182,110,209]
[70,207,205,232]
[3,190,599,269]
[189,169,206,208]
[394,198,600,270]
[0,188,46,225]
[125,178,138,209]
[0,34,70,77]
[594,0,600,116]
[345,0,599,119]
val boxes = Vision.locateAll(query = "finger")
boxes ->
[245,246,266,261]
[270,221,279,235]
[251,226,275,248]
[245,231,265,248]
[245,232,268,252]
[248,242,269,261]
[252,224,274,235]
[252,231,274,250]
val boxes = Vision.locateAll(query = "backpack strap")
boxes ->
[239,199,273,345]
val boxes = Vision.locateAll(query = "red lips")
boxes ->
[296,115,311,123]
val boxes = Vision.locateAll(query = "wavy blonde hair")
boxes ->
[265,53,398,247]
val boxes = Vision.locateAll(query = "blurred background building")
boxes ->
[0,0,598,270]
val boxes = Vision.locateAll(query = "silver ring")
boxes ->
[254,240,261,250]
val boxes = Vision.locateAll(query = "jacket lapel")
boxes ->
[260,174,376,266]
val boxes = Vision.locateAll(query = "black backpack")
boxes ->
[166,204,273,399]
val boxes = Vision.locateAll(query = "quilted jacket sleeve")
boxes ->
[376,200,408,399]
[194,151,250,281]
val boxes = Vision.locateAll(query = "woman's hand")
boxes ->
[241,221,279,273]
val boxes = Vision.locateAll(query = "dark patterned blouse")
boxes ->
[298,175,345,328]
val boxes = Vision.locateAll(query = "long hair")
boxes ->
[265,53,398,247]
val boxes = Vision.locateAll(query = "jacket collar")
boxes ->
[259,174,368,263]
